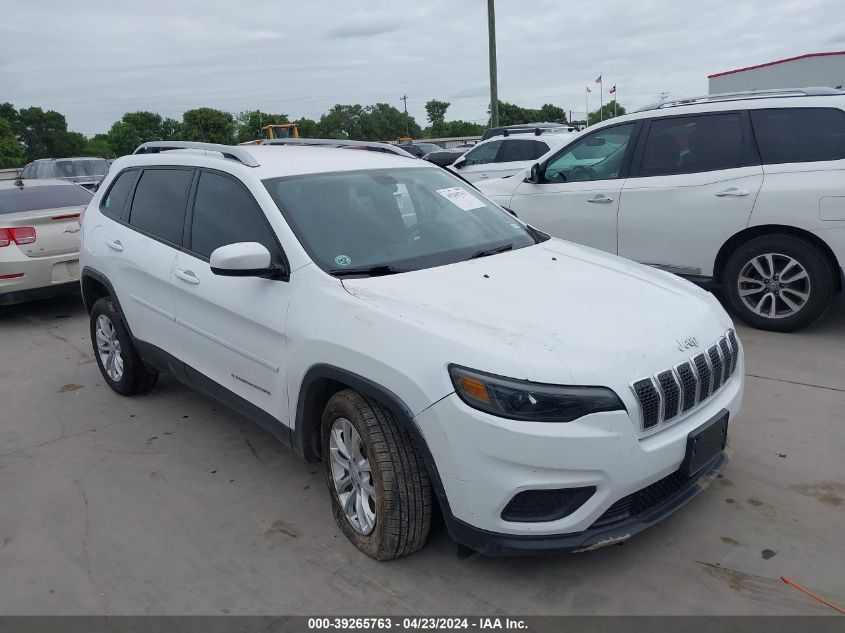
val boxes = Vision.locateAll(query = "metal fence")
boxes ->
[0,167,22,181]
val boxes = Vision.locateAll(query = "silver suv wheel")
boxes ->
[328,417,376,535]
[95,314,124,381]
[737,252,810,319]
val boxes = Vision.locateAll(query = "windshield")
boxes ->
[54,159,109,179]
[263,167,540,275]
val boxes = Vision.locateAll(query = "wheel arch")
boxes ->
[713,224,842,291]
[292,364,455,530]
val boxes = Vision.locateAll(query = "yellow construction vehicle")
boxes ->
[396,136,413,144]
[262,124,300,139]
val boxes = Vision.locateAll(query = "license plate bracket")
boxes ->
[682,410,728,477]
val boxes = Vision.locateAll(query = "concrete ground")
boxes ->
[1,293,843,616]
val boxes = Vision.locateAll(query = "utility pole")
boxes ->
[400,95,410,137]
[487,0,499,127]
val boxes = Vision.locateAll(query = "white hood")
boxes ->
[341,239,733,388]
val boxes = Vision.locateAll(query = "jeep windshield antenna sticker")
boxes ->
[335,255,352,267]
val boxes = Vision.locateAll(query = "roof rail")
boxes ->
[636,87,845,112]
[259,138,417,158]
[133,141,260,167]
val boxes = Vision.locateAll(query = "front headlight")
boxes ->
[448,365,625,422]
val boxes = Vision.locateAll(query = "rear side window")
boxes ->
[499,139,548,162]
[750,108,845,164]
[463,140,502,166]
[100,170,137,220]
[189,171,278,259]
[0,184,93,215]
[639,113,750,177]
[128,168,192,245]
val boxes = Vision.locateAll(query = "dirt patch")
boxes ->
[58,383,84,393]
[720,536,739,545]
[761,549,777,560]
[746,497,777,518]
[789,482,843,508]
[266,519,298,539]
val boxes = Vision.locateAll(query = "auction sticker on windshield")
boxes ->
[436,187,485,211]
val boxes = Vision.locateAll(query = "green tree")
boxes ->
[294,117,319,138]
[161,117,181,140]
[180,108,235,144]
[440,120,486,137]
[424,99,450,136]
[106,111,175,156]
[495,100,568,126]
[16,106,76,161]
[588,100,626,126]
[53,131,87,157]
[363,102,421,141]
[234,110,289,144]
[317,104,367,139]
[538,103,567,122]
[83,133,113,158]
[0,117,25,168]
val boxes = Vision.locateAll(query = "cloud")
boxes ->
[2,0,844,135]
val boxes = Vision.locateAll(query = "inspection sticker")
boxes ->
[436,187,486,211]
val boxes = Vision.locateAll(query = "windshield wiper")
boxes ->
[469,243,514,259]
[329,265,409,277]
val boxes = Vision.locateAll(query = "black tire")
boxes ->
[321,389,431,560]
[90,297,158,395]
[722,234,836,332]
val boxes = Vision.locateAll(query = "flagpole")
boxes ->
[585,86,589,128]
[600,75,604,122]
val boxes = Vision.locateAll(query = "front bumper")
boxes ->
[414,361,743,552]
[450,452,727,556]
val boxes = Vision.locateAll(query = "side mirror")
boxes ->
[210,242,280,277]
[526,163,543,184]
[452,158,465,169]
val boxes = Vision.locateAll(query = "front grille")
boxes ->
[502,486,596,523]
[591,468,693,528]
[629,329,739,431]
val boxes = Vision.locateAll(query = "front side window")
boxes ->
[499,139,549,162]
[545,123,636,183]
[751,108,845,164]
[462,140,502,166]
[127,168,192,245]
[190,171,278,259]
[639,113,749,177]
[264,167,540,275]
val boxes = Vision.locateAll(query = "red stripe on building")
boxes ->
[708,51,845,79]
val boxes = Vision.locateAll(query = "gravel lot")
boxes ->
[1,293,843,615]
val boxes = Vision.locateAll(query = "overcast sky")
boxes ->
[2,0,844,136]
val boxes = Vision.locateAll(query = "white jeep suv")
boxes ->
[80,141,743,559]
[478,88,845,332]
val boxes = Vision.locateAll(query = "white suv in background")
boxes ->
[478,88,845,331]
[449,130,575,183]
[80,141,742,559]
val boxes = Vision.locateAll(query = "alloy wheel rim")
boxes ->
[95,314,124,382]
[328,417,376,535]
[737,252,811,319]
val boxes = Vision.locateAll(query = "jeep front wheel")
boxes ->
[321,389,431,560]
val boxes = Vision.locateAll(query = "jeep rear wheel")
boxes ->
[723,234,836,332]
[321,389,431,560]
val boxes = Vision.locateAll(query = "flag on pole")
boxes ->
[609,85,617,94]
[595,74,602,84]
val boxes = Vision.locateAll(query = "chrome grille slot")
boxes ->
[708,345,724,391]
[675,362,697,413]
[630,330,739,432]
[693,353,711,401]
[719,337,733,379]
[632,378,661,429]
[656,370,680,422]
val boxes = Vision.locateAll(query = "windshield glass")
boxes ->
[54,159,109,179]
[264,167,540,275]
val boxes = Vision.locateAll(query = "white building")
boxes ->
[709,51,845,94]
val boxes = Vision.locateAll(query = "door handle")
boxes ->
[587,194,614,204]
[175,268,200,285]
[106,239,123,252]
[715,187,749,197]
